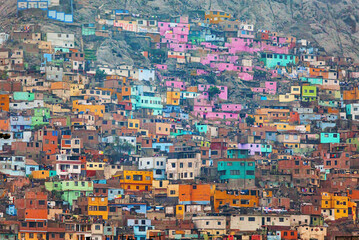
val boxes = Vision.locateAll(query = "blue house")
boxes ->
[10,116,32,131]
[108,188,124,201]
[25,159,39,176]
[127,219,152,240]
[6,205,17,216]
[138,69,155,81]
[152,142,173,152]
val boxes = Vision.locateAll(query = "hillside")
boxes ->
[1,0,359,60]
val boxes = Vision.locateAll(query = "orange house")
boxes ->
[178,184,212,205]
[309,67,329,78]
[281,230,298,240]
[121,86,131,101]
[0,119,9,131]
[37,129,58,155]
[343,88,359,101]
[205,10,231,24]
[0,94,9,111]
[15,191,48,221]
[213,189,259,212]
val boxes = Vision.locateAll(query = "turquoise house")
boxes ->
[260,53,295,69]
[13,92,35,101]
[131,96,163,115]
[196,124,208,134]
[261,144,272,156]
[217,160,255,181]
[320,133,340,144]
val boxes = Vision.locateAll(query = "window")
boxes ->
[279,218,284,222]
[39,200,45,205]
[248,217,255,221]
[230,170,240,175]
[246,170,254,175]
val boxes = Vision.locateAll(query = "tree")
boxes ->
[106,136,135,163]
[208,86,221,101]
[246,116,255,126]
[95,69,107,82]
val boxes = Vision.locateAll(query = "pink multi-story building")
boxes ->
[166,81,186,90]
[221,104,242,112]
[265,81,277,94]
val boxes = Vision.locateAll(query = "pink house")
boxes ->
[238,72,254,81]
[195,111,240,121]
[193,106,213,112]
[221,104,242,112]
[198,84,228,100]
[155,64,167,70]
[265,81,277,94]
[200,42,219,49]
[169,43,196,52]
[173,26,189,35]
[166,81,186,90]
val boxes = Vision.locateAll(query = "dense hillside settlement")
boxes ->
[1,1,359,240]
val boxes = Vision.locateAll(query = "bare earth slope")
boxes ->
[1,0,359,60]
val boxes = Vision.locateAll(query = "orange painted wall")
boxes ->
[0,94,9,111]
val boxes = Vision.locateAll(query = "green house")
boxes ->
[82,24,96,36]
[260,53,295,69]
[13,92,35,101]
[302,85,317,102]
[31,108,50,127]
[218,159,255,181]
[45,181,94,205]
[34,107,51,118]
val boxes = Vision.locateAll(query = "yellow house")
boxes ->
[176,205,185,219]
[120,171,153,191]
[279,94,296,102]
[152,180,169,189]
[253,114,268,124]
[38,41,53,53]
[155,122,171,136]
[321,192,356,221]
[19,232,46,240]
[70,84,84,96]
[128,119,140,130]
[72,100,105,117]
[200,141,211,147]
[86,162,105,171]
[167,184,180,197]
[88,196,108,220]
[32,170,50,179]
[166,91,180,105]
[291,86,301,95]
